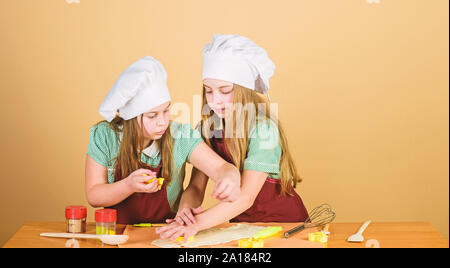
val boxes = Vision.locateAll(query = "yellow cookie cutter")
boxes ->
[238,226,283,248]
[308,231,328,247]
[175,236,195,243]
[238,237,264,248]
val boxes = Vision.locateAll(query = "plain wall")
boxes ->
[0,0,448,246]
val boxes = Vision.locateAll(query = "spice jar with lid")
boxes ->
[95,209,117,235]
[65,205,87,233]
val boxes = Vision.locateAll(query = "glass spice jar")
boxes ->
[65,205,87,233]
[95,209,117,235]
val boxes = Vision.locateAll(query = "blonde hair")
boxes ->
[96,116,174,184]
[199,84,303,196]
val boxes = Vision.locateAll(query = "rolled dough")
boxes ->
[152,223,268,248]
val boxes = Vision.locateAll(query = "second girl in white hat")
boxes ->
[157,35,309,242]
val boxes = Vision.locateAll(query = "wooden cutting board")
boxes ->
[119,222,325,248]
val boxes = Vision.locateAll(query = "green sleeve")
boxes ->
[170,122,204,166]
[244,119,282,176]
[86,122,113,167]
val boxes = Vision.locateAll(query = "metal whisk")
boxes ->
[283,203,336,238]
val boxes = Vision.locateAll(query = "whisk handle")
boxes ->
[283,224,306,238]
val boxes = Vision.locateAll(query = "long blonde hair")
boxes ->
[96,115,174,184]
[199,84,303,196]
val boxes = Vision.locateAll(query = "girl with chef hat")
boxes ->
[156,34,309,242]
[85,55,241,225]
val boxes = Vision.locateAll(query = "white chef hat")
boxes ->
[99,56,171,122]
[202,34,275,99]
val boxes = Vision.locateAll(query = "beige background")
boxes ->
[0,0,448,246]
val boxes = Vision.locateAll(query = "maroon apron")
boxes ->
[212,133,309,222]
[107,163,176,224]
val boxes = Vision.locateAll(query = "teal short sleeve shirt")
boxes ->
[244,118,282,179]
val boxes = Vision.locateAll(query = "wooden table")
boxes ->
[2,221,448,248]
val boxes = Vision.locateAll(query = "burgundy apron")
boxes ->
[107,163,176,224]
[212,133,309,222]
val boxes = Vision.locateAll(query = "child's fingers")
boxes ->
[215,182,233,200]
[192,206,203,214]
[160,226,180,239]
[149,180,159,187]
[212,181,227,199]
[156,223,177,235]
[155,226,165,234]
[216,184,229,199]
[135,181,154,192]
[137,174,157,183]
[175,216,184,225]
[211,182,223,198]
[168,228,185,242]
[177,214,191,225]
[134,181,159,193]
[141,180,159,192]
[218,185,235,201]
[180,211,195,225]
[160,225,184,240]
[222,190,239,202]
[184,229,197,243]
[134,168,157,176]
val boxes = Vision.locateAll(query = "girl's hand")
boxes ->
[125,168,160,193]
[212,175,240,202]
[166,206,203,226]
[156,221,199,243]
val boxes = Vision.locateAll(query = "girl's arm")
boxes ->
[156,169,267,240]
[188,142,241,202]
[193,169,267,230]
[85,155,158,207]
[165,142,238,225]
